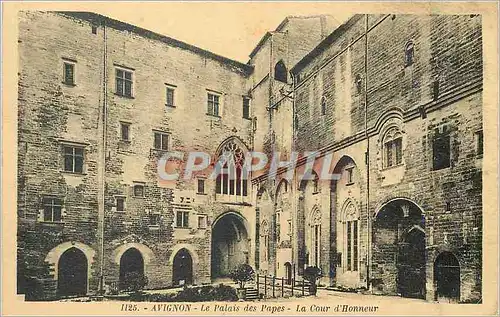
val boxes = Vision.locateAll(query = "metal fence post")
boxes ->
[302,279,305,296]
[291,278,294,296]
[281,277,284,297]
[264,275,267,298]
[256,274,259,293]
[272,276,275,298]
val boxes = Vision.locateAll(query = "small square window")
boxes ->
[153,132,169,150]
[166,86,175,107]
[197,179,205,194]
[116,68,133,97]
[120,122,130,141]
[42,197,63,222]
[63,145,84,173]
[116,197,125,212]
[149,212,160,226]
[207,93,220,117]
[176,211,189,228]
[63,62,75,85]
[134,184,144,197]
[198,215,207,229]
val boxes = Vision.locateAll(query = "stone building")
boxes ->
[17,11,482,303]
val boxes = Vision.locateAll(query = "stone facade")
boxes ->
[17,11,482,303]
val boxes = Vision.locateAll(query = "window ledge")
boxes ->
[38,221,65,225]
[165,104,176,108]
[242,117,252,121]
[206,113,221,118]
[120,140,132,144]
[114,93,135,99]
[114,210,127,213]
[312,191,320,195]
[60,171,87,176]
[381,163,404,172]
[346,182,355,186]
[196,192,207,195]
[61,82,76,87]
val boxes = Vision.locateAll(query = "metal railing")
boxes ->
[255,274,312,298]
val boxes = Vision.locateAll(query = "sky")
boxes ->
[88,2,353,63]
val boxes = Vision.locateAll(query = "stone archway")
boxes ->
[284,262,292,285]
[57,247,88,297]
[434,252,460,302]
[119,248,145,291]
[211,212,249,279]
[373,198,426,299]
[172,248,193,286]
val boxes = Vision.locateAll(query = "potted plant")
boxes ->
[229,264,255,301]
[303,266,322,296]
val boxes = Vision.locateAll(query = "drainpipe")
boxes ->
[98,19,108,295]
[364,14,371,291]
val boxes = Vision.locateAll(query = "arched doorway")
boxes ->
[211,212,249,279]
[398,227,426,298]
[119,248,144,291]
[373,199,426,299]
[284,262,292,285]
[173,248,193,286]
[434,252,460,302]
[57,247,88,297]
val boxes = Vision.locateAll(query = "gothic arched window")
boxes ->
[308,207,321,267]
[215,138,248,196]
[320,96,327,116]
[383,127,403,168]
[274,60,288,83]
[404,41,414,67]
[342,201,359,271]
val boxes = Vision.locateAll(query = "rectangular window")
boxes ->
[116,69,133,97]
[176,211,189,228]
[166,86,175,107]
[153,132,169,150]
[287,220,292,235]
[432,130,451,170]
[134,184,144,197]
[475,130,483,156]
[207,93,220,116]
[43,197,62,222]
[116,197,125,212]
[385,138,403,168]
[197,179,205,194]
[346,167,354,184]
[63,62,75,85]
[347,221,352,271]
[198,215,207,229]
[120,122,130,141]
[243,97,250,119]
[353,220,358,271]
[63,146,84,173]
[149,212,160,226]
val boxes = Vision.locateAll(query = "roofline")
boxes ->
[249,15,335,60]
[291,14,363,74]
[55,11,254,76]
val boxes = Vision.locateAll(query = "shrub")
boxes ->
[229,264,255,289]
[212,284,238,301]
[121,272,148,293]
[303,266,322,295]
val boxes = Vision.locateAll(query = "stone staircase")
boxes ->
[245,287,259,300]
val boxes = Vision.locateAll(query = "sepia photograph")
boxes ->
[2,1,499,316]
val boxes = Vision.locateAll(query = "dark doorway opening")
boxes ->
[434,252,460,302]
[284,262,292,285]
[119,248,144,291]
[57,247,88,297]
[211,212,249,279]
[398,228,426,298]
[173,248,193,286]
